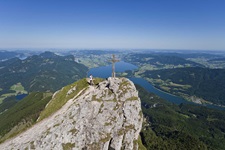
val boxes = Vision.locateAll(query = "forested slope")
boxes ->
[137,85,225,150]
[141,67,225,105]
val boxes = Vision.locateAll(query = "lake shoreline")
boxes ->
[88,61,225,111]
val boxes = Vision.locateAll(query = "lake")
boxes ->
[16,94,28,100]
[129,77,191,105]
[89,61,225,110]
[88,61,138,78]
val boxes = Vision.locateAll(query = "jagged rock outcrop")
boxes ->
[0,77,143,150]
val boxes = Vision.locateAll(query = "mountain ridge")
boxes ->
[0,77,144,150]
[0,51,88,93]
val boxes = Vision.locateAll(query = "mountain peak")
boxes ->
[39,51,58,58]
[0,78,143,150]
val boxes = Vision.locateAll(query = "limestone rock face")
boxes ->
[0,78,143,150]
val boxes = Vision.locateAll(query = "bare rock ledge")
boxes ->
[0,77,143,150]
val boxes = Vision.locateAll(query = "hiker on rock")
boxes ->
[90,74,93,85]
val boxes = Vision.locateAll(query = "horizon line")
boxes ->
[1,48,225,52]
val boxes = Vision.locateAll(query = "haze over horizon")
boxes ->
[0,0,225,51]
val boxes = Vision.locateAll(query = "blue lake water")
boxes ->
[89,61,225,110]
[129,77,190,105]
[16,94,28,100]
[88,61,138,78]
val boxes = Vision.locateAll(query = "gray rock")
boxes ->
[0,78,143,150]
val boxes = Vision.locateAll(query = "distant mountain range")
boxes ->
[208,57,225,62]
[0,50,41,61]
[0,51,24,61]
[124,53,204,68]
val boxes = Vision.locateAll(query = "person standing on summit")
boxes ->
[89,74,93,85]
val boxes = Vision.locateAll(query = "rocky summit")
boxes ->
[0,77,143,150]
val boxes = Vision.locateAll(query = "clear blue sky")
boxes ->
[0,0,225,50]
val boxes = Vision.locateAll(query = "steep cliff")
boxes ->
[0,77,143,150]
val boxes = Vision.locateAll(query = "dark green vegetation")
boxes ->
[0,92,52,143]
[0,51,88,93]
[0,96,17,113]
[141,67,225,105]
[39,78,87,120]
[0,57,21,68]
[0,51,88,110]
[137,85,225,150]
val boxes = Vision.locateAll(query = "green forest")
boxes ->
[0,52,88,94]
[0,52,88,111]
[137,85,225,150]
[0,92,52,143]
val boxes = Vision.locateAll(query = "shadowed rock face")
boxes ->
[0,78,143,150]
